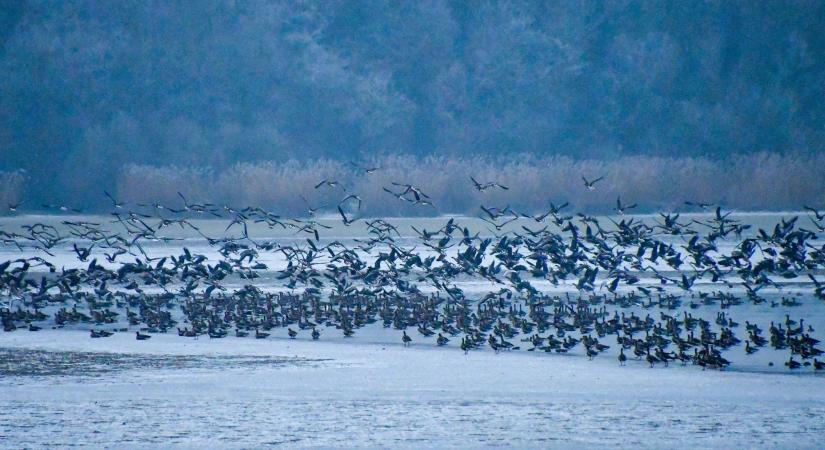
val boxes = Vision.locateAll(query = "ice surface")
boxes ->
[2,330,824,449]
[1,213,825,448]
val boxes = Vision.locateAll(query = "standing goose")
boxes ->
[255,329,269,339]
[436,333,449,346]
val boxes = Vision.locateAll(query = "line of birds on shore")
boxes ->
[2,174,825,372]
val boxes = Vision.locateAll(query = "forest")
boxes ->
[1,1,823,212]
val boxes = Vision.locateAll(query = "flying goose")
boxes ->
[582,175,604,191]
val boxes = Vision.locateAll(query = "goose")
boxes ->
[208,328,227,338]
[804,205,825,221]
[412,198,435,208]
[646,349,659,368]
[684,201,713,209]
[178,327,197,338]
[135,331,151,340]
[287,328,297,339]
[176,192,221,217]
[807,217,825,232]
[350,162,381,174]
[480,214,518,231]
[137,202,167,212]
[498,335,517,350]
[615,196,637,215]
[339,194,363,211]
[488,334,501,353]
[586,346,598,360]
[470,177,509,192]
[618,348,627,365]
[390,182,430,202]
[337,205,357,226]
[103,191,124,209]
[582,176,604,191]
[299,195,327,218]
[480,204,512,220]
[42,203,82,213]
[255,329,269,339]
[785,356,801,369]
[655,348,675,367]
[402,330,412,347]
[382,186,409,201]
[314,179,345,190]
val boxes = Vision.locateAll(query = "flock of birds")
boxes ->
[1,171,825,372]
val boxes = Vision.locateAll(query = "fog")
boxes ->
[1,1,823,212]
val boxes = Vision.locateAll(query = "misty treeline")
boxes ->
[1,1,824,210]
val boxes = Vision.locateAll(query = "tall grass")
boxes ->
[109,152,825,216]
[0,170,26,211]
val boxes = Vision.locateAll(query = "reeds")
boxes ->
[92,152,825,216]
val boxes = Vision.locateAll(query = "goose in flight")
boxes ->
[315,179,345,191]
[104,191,124,209]
[470,177,509,192]
[382,186,408,201]
[685,201,713,209]
[807,217,825,232]
[521,202,569,222]
[7,202,22,213]
[804,205,825,221]
[337,205,357,226]
[300,195,326,217]
[383,183,433,207]
[176,192,221,217]
[350,162,381,174]
[412,198,435,208]
[615,196,637,215]
[42,203,82,213]
[582,176,604,191]
[391,182,430,202]
[480,205,512,220]
[339,194,363,211]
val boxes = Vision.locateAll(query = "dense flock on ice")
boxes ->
[2,179,825,374]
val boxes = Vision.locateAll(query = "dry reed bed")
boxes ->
[6,152,819,216]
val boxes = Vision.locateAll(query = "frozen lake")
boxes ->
[1,212,825,448]
[2,330,825,449]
